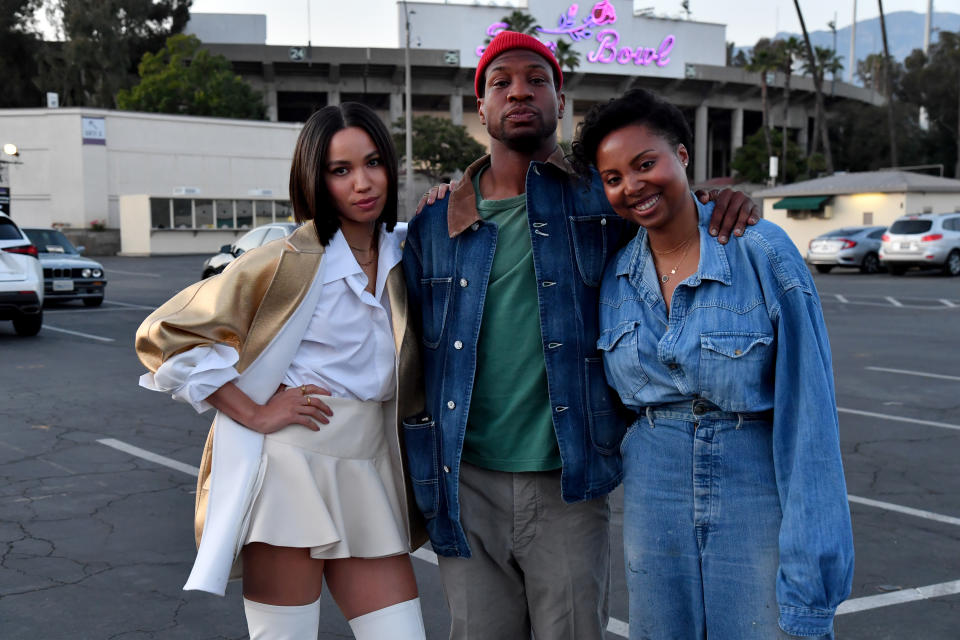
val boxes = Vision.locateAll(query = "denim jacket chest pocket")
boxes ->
[597,320,650,404]
[568,214,619,287]
[418,276,452,349]
[698,331,774,411]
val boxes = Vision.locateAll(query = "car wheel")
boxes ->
[943,250,960,277]
[860,253,880,274]
[83,296,104,307]
[13,311,42,336]
[815,265,834,274]
[888,265,907,275]
[202,269,215,279]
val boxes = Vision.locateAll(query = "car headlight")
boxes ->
[92,268,103,277]
[81,268,92,278]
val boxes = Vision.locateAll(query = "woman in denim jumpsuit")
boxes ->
[572,89,854,638]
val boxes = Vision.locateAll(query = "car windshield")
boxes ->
[889,220,933,234]
[0,217,23,240]
[24,229,78,254]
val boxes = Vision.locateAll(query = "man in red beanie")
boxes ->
[403,30,758,640]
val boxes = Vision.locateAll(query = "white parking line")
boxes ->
[42,324,115,342]
[865,366,960,382]
[837,579,960,616]
[105,268,162,278]
[97,438,960,634]
[834,294,849,303]
[97,438,200,475]
[885,296,903,307]
[838,407,960,432]
[102,300,156,310]
[848,495,960,527]
[941,299,957,308]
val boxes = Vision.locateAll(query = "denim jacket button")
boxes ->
[470,222,480,231]
[668,363,678,370]
[454,340,463,350]
[447,400,456,409]
[459,278,468,287]
[443,465,451,473]
[600,218,607,226]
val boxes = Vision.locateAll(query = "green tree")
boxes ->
[41,0,191,108]
[793,0,834,173]
[117,34,265,119]
[485,9,540,44]
[393,116,486,182]
[0,0,43,107]
[746,38,779,161]
[554,40,580,74]
[831,101,925,173]
[732,128,806,184]
[899,31,960,177]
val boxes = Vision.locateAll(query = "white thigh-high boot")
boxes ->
[348,597,426,640]
[243,596,321,640]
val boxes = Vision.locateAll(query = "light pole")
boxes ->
[402,1,415,217]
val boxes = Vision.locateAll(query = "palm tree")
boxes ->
[778,37,803,166]
[554,40,581,74]
[747,38,779,162]
[878,0,898,167]
[793,0,834,174]
[485,10,540,44]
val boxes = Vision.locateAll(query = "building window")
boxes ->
[236,200,254,229]
[216,201,234,228]
[276,201,294,222]
[863,212,873,225]
[195,200,215,228]
[173,199,192,229]
[255,200,274,227]
[150,198,171,229]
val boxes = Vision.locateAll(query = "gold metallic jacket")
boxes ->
[136,223,428,595]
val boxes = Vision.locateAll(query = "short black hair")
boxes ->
[289,102,398,245]
[571,89,692,178]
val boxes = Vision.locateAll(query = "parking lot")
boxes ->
[0,256,958,639]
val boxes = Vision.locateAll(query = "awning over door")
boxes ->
[772,196,831,210]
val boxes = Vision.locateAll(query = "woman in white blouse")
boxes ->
[136,103,429,639]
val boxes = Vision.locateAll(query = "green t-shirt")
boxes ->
[462,168,561,472]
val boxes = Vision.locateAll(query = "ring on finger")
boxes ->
[300,385,307,395]
[305,396,312,406]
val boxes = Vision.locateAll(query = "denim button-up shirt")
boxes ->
[403,151,632,557]
[598,196,854,633]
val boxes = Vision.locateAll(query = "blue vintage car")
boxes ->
[22,228,106,306]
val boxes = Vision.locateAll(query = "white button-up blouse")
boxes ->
[139,224,404,412]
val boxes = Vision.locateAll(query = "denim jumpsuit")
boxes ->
[597,198,854,638]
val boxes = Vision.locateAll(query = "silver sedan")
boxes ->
[806,226,887,274]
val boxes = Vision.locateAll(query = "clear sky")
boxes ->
[188,0,955,48]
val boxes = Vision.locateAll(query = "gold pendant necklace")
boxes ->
[654,233,697,284]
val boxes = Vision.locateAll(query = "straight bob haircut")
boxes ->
[289,102,399,245]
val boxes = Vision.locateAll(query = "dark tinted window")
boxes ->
[943,217,960,231]
[23,229,77,254]
[823,228,858,237]
[868,229,886,239]
[0,217,23,240]
[890,219,933,234]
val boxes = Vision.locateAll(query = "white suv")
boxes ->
[0,213,44,335]
[880,212,960,276]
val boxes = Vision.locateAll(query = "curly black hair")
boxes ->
[289,103,398,246]
[570,89,692,178]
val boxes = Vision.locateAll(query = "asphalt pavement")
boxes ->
[0,256,957,639]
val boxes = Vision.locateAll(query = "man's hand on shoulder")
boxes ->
[415,180,459,215]
[695,189,760,244]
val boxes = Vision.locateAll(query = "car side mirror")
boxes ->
[76,245,85,255]
[219,244,232,254]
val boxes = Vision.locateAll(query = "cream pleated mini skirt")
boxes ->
[242,395,408,559]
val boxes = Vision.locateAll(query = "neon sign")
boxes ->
[476,1,675,69]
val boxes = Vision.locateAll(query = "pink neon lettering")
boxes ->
[656,35,675,67]
[634,47,656,66]
[617,47,633,64]
[587,29,619,63]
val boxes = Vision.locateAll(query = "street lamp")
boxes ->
[2,143,18,157]
[402,1,415,217]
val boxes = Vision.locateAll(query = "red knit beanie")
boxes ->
[475,30,563,98]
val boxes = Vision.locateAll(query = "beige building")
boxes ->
[755,171,960,252]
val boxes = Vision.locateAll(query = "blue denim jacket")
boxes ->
[402,150,631,557]
[598,196,854,633]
